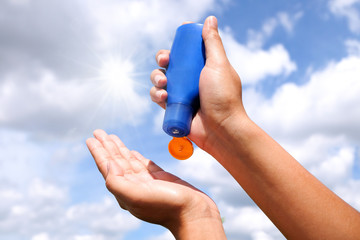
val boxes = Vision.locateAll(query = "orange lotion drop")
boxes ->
[168,137,194,160]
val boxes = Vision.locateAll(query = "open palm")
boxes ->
[86,129,218,228]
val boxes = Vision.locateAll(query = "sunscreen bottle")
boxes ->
[162,23,205,159]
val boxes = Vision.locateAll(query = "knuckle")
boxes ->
[156,49,169,60]
[150,69,157,78]
[149,87,156,98]
[105,177,116,193]
[205,30,221,42]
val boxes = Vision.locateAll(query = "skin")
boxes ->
[86,130,226,239]
[87,16,360,239]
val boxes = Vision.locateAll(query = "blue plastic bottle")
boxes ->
[162,23,205,137]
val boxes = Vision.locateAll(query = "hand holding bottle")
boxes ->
[151,16,248,159]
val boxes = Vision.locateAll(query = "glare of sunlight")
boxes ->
[99,57,135,100]
[92,55,150,127]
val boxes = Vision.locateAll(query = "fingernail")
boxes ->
[208,16,218,29]
[157,54,163,64]
[154,75,162,85]
[156,91,163,99]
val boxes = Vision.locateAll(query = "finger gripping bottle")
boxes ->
[162,23,205,138]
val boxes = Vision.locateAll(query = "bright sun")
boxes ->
[98,57,135,99]
[94,55,149,124]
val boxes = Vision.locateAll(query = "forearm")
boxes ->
[209,114,360,239]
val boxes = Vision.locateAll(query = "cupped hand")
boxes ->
[150,16,247,154]
[86,129,220,230]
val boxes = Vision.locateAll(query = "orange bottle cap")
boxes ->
[168,137,194,160]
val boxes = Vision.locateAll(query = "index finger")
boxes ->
[155,22,193,68]
[86,137,111,179]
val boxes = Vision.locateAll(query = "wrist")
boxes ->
[166,199,226,239]
[203,110,255,163]
[168,211,225,240]
[171,217,225,240]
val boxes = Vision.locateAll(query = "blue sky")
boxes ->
[0,0,360,239]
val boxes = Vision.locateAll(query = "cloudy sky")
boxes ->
[1,0,360,239]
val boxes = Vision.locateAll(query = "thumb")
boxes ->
[202,16,228,65]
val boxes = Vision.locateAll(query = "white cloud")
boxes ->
[0,130,49,186]
[219,11,300,85]
[31,233,50,240]
[0,177,140,240]
[66,197,140,238]
[28,178,68,204]
[173,148,254,207]
[246,18,278,49]
[153,109,165,134]
[221,205,284,240]
[277,12,303,33]
[334,179,360,210]
[245,54,360,141]
[247,11,303,49]
[84,0,225,51]
[147,230,175,240]
[329,0,360,33]
[311,146,355,186]
[241,50,360,215]
[345,38,360,55]
[0,0,228,140]
[282,134,357,189]
[0,1,151,140]
[8,0,30,6]
[0,1,232,239]
[0,60,150,140]
[241,51,360,211]
[0,128,140,239]
[0,178,66,236]
[221,29,296,84]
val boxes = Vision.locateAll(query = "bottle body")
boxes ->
[162,23,205,137]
